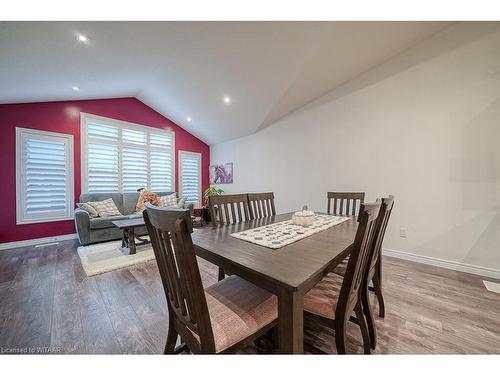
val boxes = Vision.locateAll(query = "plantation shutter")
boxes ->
[179,151,201,203]
[83,114,174,193]
[87,122,120,192]
[16,128,74,224]
[150,133,174,191]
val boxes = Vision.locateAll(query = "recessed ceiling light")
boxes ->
[72,86,80,91]
[76,34,88,43]
[187,116,192,122]
[223,96,231,104]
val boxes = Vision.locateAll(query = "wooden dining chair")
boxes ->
[209,194,252,280]
[327,192,365,216]
[360,195,394,349]
[333,195,394,322]
[209,194,252,226]
[248,192,276,219]
[303,202,381,354]
[143,205,278,354]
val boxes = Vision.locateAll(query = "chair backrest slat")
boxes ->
[248,192,276,220]
[327,192,365,216]
[336,202,380,319]
[209,194,252,225]
[144,205,215,352]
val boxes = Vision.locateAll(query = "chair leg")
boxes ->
[362,282,377,350]
[164,315,178,354]
[372,273,385,318]
[334,316,347,354]
[218,267,225,281]
[354,304,371,354]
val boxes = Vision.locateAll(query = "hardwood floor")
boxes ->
[1,239,500,354]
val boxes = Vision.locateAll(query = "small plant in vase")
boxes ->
[203,187,224,222]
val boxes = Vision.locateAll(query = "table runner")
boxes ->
[230,214,351,249]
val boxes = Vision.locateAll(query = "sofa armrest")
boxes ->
[185,202,194,215]
[74,208,91,245]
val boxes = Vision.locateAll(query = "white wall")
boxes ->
[210,22,500,274]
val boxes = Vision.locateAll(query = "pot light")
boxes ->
[223,96,231,104]
[77,34,88,43]
[72,86,80,91]
[187,116,192,122]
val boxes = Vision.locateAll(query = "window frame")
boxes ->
[178,150,202,203]
[16,127,75,225]
[80,112,176,194]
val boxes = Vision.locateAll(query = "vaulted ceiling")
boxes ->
[0,21,451,144]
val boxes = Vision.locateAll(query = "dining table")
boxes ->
[190,212,359,354]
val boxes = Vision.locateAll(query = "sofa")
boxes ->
[75,191,193,245]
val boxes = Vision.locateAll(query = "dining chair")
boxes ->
[143,205,278,354]
[327,192,365,216]
[209,194,252,280]
[248,192,276,219]
[360,195,394,349]
[333,195,394,325]
[209,194,252,225]
[303,202,381,354]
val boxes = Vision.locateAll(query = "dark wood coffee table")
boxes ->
[112,217,150,255]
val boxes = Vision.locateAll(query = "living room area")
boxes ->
[2,2,500,374]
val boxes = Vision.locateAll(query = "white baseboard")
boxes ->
[0,233,78,251]
[383,248,500,280]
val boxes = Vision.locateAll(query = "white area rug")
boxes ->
[77,239,155,277]
[230,214,351,249]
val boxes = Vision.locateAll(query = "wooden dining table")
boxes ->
[191,212,358,354]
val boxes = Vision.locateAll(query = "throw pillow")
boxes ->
[76,202,98,218]
[158,193,178,207]
[135,190,159,212]
[88,198,122,217]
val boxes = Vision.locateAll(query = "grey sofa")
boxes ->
[75,191,193,245]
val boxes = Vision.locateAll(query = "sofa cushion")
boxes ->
[90,216,128,229]
[88,198,122,217]
[135,190,160,213]
[76,202,99,218]
[80,193,124,214]
[158,193,178,207]
[122,191,174,215]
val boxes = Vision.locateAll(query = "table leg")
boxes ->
[129,227,137,255]
[277,287,303,354]
[122,229,130,250]
[121,229,127,249]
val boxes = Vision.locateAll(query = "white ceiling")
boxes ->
[0,21,451,144]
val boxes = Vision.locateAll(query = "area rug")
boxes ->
[77,239,155,277]
[230,214,351,249]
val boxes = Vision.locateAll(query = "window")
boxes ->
[179,151,202,203]
[16,128,74,224]
[81,113,175,193]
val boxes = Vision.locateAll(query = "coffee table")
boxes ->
[112,217,150,255]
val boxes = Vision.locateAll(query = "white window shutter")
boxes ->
[122,147,148,192]
[82,114,175,193]
[16,128,74,224]
[179,151,201,203]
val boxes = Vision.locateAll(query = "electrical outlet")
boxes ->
[399,226,408,238]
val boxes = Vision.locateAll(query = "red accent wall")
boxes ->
[0,97,210,244]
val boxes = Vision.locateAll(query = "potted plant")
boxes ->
[203,187,224,222]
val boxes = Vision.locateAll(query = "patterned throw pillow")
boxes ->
[88,198,122,217]
[135,190,159,212]
[158,193,178,208]
[76,202,98,218]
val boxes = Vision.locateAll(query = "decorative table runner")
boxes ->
[230,214,351,249]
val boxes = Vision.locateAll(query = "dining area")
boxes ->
[143,191,394,354]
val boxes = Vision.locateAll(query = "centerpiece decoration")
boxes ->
[292,205,315,227]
